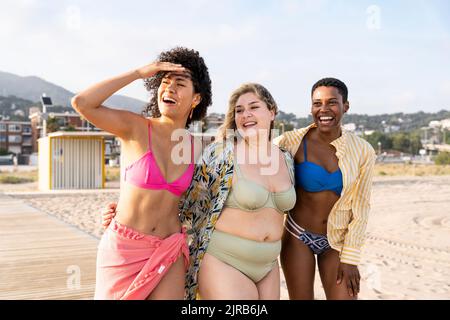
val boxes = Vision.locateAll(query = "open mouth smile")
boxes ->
[318,115,335,125]
[242,121,257,128]
[162,96,177,105]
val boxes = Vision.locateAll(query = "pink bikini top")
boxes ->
[124,121,195,197]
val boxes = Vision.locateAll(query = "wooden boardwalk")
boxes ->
[0,193,98,299]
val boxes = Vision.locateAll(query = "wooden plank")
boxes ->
[0,193,98,300]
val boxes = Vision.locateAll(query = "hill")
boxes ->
[0,71,147,118]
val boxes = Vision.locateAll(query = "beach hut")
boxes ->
[38,131,114,190]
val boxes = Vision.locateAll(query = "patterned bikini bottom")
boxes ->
[284,213,331,255]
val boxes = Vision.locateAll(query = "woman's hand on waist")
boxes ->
[101,202,117,230]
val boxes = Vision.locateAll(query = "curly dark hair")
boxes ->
[311,77,348,103]
[143,47,212,127]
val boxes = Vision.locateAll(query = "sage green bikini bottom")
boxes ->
[206,229,281,283]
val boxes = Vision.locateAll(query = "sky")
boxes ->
[1,0,449,117]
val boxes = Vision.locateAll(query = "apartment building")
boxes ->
[0,120,33,155]
[29,108,98,153]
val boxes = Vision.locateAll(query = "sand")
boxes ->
[4,176,450,300]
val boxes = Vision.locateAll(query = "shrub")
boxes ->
[0,176,34,184]
[435,152,450,165]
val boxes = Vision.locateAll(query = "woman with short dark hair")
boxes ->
[275,78,376,300]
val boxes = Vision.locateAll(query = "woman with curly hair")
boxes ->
[71,47,212,300]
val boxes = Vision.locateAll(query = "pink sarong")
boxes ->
[94,219,189,300]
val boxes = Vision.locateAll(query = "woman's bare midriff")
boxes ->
[214,207,285,242]
[289,188,340,235]
[115,183,182,238]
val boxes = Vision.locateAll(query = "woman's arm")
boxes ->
[71,62,185,140]
[340,145,376,265]
[337,143,376,297]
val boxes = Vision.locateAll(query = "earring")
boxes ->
[189,105,196,120]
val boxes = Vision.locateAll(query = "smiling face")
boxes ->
[157,71,201,121]
[234,92,275,140]
[311,86,349,133]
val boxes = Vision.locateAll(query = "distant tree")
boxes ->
[0,148,9,155]
[409,131,423,155]
[363,130,424,154]
[435,152,450,165]
[392,133,411,153]
[277,111,298,124]
[46,117,60,133]
[445,129,450,144]
[296,115,313,128]
[64,124,77,131]
[274,121,294,134]
[363,131,393,151]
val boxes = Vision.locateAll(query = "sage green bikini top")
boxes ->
[224,151,296,214]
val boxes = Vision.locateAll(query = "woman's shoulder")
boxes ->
[273,126,311,154]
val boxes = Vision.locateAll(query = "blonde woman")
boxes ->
[180,83,296,299]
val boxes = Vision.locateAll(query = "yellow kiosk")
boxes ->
[38,131,114,190]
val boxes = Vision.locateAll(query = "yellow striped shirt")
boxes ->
[273,123,376,265]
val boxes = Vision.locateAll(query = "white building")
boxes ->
[343,123,356,132]
[440,119,450,129]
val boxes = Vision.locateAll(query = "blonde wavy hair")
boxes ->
[217,83,278,140]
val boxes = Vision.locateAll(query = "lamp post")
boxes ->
[377,141,381,156]
[40,94,53,138]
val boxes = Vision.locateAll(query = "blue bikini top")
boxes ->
[294,137,343,196]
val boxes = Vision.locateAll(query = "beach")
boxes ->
[2,175,450,300]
